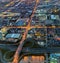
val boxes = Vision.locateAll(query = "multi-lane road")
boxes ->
[12,0,39,63]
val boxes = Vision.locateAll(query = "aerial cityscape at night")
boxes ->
[0,0,60,63]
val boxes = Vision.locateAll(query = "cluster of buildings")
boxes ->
[0,0,60,63]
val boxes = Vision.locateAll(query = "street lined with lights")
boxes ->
[0,0,60,63]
